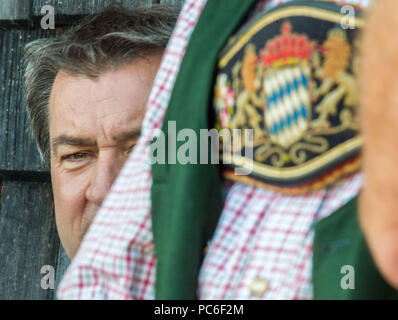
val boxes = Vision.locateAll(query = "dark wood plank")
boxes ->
[158,0,184,6]
[54,245,70,294]
[0,28,55,178]
[0,0,32,28]
[33,0,155,24]
[0,181,70,299]
[0,180,2,210]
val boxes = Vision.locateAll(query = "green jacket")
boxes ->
[151,0,398,299]
[313,196,398,299]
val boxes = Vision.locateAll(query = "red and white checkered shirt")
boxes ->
[57,0,370,300]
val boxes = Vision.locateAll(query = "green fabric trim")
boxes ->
[151,0,259,299]
[313,196,398,299]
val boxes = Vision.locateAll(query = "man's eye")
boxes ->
[62,152,89,161]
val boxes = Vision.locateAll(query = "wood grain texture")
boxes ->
[158,0,184,6]
[0,28,55,180]
[33,0,155,16]
[0,181,69,300]
[31,0,173,26]
[0,0,32,28]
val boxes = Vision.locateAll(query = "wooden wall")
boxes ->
[0,0,183,300]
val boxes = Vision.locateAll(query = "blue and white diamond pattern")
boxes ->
[264,66,311,149]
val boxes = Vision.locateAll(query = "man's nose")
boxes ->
[86,152,122,206]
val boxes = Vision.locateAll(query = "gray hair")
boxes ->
[24,4,178,165]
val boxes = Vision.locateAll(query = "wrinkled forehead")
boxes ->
[48,58,159,142]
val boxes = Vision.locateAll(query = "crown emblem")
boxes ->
[260,21,315,68]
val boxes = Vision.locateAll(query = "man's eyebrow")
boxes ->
[112,128,142,143]
[52,129,142,154]
[52,135,96,154]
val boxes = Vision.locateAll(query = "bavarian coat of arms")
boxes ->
[214,1,363,193]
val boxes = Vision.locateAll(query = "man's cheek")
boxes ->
[52,172,88,244]
[364,82,398,185]
[361,82,398,237]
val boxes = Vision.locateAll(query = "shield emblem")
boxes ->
[264,62,311,149]
[214,10,362,192]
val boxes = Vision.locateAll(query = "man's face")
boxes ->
[49,53,162,258]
